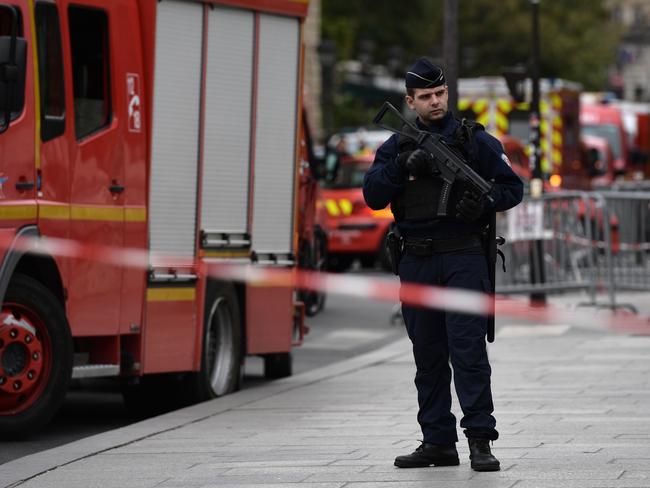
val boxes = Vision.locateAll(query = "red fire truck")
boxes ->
[458,77,582,186]
[317,129,393,272]
[580,102,628,178]
[0,0,309,437]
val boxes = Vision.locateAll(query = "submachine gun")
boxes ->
[373,101,501,342]
[373,101,494,215]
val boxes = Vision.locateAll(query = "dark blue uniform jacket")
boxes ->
[363,112,524,238]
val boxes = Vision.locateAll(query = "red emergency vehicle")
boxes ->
[0,0,309,437]
[459,77,581,179]
[581,134,616,188]
[317,129,393,272]
[580,103,628,177]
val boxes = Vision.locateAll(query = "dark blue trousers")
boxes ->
[399,251,498,445]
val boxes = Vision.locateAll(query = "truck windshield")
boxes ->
[321,161,370,189]
[581,124,622,160]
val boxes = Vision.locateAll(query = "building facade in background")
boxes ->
[607,0,650,101]
[303,0,323,141]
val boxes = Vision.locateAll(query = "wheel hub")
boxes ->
[0,312,44,395]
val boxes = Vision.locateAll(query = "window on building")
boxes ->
[633,4,646,25]
[68,6,111,140]
[35,3,65,141]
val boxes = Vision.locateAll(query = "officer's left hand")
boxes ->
[455,191,485,222]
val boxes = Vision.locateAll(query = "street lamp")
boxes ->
[529,0,546,304]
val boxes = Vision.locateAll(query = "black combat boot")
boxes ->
[394,442,459,468]
[468,438,500,472]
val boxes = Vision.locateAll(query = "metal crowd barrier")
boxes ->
[595,190,650,312]
[495,189,650,312]
[607,180,650,192]
[496,191,602,305]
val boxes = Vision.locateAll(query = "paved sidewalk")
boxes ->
[2,317,650,488]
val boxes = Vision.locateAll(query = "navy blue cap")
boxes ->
[405,58,445,89]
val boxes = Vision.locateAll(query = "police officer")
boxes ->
[363,58,523,472]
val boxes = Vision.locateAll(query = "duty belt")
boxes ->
[403,235,483,255]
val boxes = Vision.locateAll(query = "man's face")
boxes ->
[405,85,449,125]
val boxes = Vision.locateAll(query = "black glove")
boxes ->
[404,149,435,177]
[455,191,485,222]
[396,150,413,171]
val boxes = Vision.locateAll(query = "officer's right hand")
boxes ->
[404,149,435,177]
[396,150,413,172]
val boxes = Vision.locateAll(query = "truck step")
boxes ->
[71,364,120,379]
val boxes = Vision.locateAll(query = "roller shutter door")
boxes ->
[251,14,300,255]
[149,1,203,257]
[201,7,254,236]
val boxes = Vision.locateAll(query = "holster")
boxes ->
[483,213,506,343]
[385,229,403,276]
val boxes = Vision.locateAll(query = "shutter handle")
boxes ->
[109,183,125,194]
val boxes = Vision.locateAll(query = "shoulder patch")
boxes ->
[501,152,512,167]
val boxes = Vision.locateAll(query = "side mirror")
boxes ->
[323,149,340,183]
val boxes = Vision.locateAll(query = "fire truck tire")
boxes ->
[186,281,242,402]
[264,352,292,379]
[0,273,72,438]
[302,229,327,317]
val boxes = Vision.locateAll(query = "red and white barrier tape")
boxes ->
[1,234,648,336]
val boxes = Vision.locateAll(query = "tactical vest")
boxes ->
[391,118,484,223]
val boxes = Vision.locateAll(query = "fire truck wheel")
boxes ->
[187,281,242,401]
[264,352,292,379]
[302,230,327,317]
[0,273,72,438]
